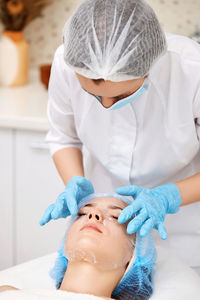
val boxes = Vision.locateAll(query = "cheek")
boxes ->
[65,217,95,253]
[65,223,80,252]
[103,223,134,262]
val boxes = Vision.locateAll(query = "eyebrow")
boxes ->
[83,203,123,210]
[82,87,130,100]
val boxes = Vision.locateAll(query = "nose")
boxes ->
[87,210,103,222]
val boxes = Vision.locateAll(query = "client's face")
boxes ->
[65,197,135,270]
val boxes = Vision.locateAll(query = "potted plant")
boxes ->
[0,0,53,86]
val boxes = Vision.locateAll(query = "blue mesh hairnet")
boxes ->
[62,0,167,82]
[111,233,156,300]
[49,193,156,299]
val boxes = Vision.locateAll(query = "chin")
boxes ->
[66,239,111,264]
[73,235,104,251]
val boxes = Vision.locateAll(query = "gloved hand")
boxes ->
[116,183,182,239]
[40,176,94,226]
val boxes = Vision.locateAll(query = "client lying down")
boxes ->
[0,193,156,300]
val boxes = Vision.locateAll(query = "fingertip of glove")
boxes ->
[161,233,167,240]
[139,228,147,237]
[118,211,128,224]
[159,228,167,240]
[117,217,124,224]
[158,223,167,240]
[127,229,135,235]
[39,220,45,226]
[127,225,136,235]
[115,190,125,195]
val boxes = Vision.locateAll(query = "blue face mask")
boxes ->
[94,78,149,110]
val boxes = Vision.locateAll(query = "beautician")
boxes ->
[40,0,200,272]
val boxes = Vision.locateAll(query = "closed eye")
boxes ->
[78,212,86,217]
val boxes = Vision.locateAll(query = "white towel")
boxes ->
[0,289,105,300]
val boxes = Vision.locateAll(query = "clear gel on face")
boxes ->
[64,207,136,271]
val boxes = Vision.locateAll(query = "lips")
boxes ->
[81,223,102,233]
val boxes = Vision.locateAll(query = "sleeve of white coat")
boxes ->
[194,85,200,141]
[45,48,82,156]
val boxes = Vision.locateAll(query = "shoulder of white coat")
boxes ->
[165,32,200,61]
[53,44,72,71]
[53,44,77,83]
[54,44,64,56]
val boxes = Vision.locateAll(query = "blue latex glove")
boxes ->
[116,183,182,239]
[40,176,94,226]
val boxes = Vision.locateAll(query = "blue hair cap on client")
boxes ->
[49,193,156,300]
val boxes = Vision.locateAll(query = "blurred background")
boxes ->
[1,0,200,70]
[1,0,200,71]
[0,0,200,272]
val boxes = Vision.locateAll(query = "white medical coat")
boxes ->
[46,33,200,267]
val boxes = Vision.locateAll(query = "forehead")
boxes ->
[81,196,127,209]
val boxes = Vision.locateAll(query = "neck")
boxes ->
[59,261,125,299]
